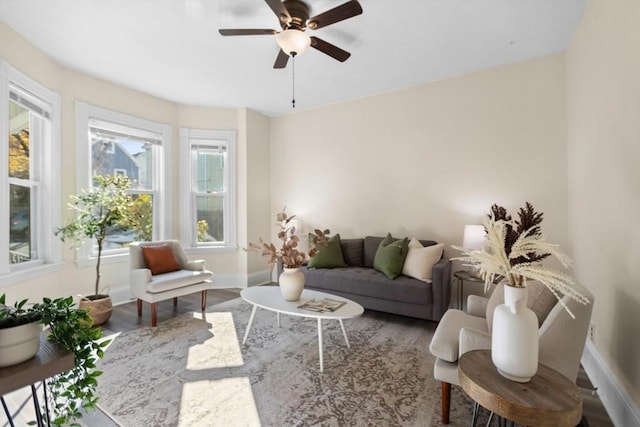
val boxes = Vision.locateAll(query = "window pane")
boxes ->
[196,196,223,242]
[196,150,224,193]
[91,132,154,190]
[9,184,31,264]
[8,101,30,180]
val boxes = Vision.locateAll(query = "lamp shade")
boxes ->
[462,225,486,250]
[276,29,311,56]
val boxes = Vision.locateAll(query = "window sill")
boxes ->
[75,252,129,268]
[184,246,238,255]
[0,262,64,287]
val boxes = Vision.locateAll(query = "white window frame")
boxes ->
[0,60,63,286]
[179,128,236,253]
[76,102,172,267]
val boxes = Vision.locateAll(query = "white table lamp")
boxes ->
[462,225,486,251]
[462,225,486,277]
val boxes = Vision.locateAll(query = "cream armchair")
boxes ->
[429,281,594,424]
[130,240,213,327]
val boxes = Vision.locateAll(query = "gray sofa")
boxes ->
[280,236,452,321]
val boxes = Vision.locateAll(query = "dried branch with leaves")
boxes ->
[245,208,329,269]
[454,202,589,317]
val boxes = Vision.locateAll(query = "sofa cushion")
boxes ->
[308,234,348,268]
[300,266,434,305]
[373,234,409,279]
[364,236,384,268]
[141,244,182,275]
[402,239,444,283]
[340,238,364,267]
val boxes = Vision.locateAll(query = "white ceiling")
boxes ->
[0,0,587,117]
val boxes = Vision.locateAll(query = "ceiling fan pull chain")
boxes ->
[291,52,296,108]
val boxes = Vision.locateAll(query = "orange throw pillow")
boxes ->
[141,244,181,275]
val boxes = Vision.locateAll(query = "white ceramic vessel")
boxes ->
[279,267,305,301]
[491,284,539,382]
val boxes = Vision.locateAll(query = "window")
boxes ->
[76,102,171,263]
[179,128,236,251]
[1,60,62,283]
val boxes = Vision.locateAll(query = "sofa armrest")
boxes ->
[459,327,492,355]
[183,260,205,271]
[130,268,152,297]
[431,257,452,320]
[467,295,489,318]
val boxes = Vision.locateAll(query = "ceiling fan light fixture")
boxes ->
[276,29,311,56]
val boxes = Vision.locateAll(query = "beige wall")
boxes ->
[242,109,272,278]
[271,54,569,259]
[0,22,270,301]
[566,0,640,410]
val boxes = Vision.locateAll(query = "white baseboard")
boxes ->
[582,339,640,427]
[247,269,271,287]
[109,285,133,306]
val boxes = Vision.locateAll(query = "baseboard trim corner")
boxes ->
[582,339,640,427]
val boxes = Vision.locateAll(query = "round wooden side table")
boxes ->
[458,350,582,426]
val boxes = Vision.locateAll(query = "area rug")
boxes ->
[96,297,479,426]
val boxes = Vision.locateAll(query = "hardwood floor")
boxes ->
[86,289,613,427]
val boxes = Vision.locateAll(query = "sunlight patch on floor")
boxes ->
[186,311,244,369]
[178,377,260,426]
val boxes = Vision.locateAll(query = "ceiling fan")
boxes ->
[219,0,363,69]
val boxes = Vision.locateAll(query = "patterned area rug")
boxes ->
[96,297,478,426]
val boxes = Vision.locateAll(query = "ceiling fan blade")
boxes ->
[273,49,290,69]
[310,37,351,62]
[307,0,362,30]
[265,0,292,25]
[219,29,278,36]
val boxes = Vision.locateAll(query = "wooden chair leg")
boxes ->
[442,381,451,424]
[173,297,178,307]
[201,290,207,311]
[137,299,142,316]
[151,302,158,327]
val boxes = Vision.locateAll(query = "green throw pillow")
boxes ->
[373,234,410,279]
[307,234,348,268]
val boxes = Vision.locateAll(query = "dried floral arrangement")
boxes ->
[454,202,589,317]
[246,208,329,269]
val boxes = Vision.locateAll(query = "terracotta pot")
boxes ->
[79,295,113,326]
[0,322,42,367]
[491,284,539,382]
[279,268,305,301]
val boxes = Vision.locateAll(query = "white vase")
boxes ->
[491,284,539,382]
[0,322,43,367]
[279,267,305,301]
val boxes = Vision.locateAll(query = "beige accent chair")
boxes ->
[429,281,594,424]
[130,240,213,327]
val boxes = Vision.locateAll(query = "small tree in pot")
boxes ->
[56,174,136,325]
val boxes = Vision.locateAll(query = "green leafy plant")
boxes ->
[0,294,109,426]
[0,294,41,327]
[55,174,136,298]
[246,208,329,268]
[454,202,589,317]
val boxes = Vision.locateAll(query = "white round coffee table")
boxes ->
[240,286,364,372]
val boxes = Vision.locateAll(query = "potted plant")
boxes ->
[0,294,108,425]
[246,208,329,301]
[454,202,590,382]
[56,174,136,325]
